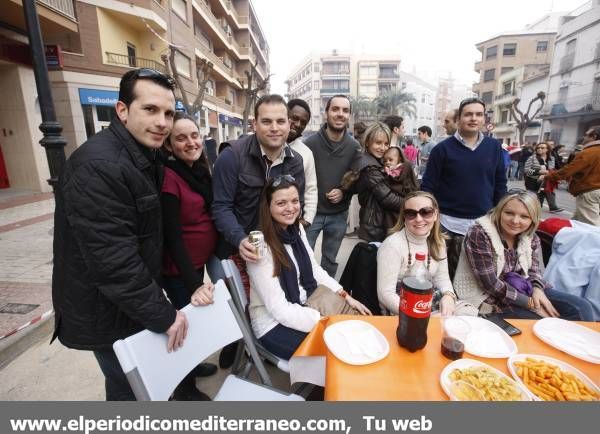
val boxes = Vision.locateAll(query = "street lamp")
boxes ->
[22,0,67,191]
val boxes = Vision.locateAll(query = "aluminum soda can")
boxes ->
[248,231,265,259]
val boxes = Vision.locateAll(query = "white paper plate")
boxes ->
[458,316,517,358]
[507,354,600,401]
[533,317,600,364]
[440,358,530,401]
[323,320,390,365]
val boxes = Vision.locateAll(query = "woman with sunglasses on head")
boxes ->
[524,142,564,213]
[161,112,218,400]
[453,190,593,320]
[247,176,371,360]
[377,191,457,316]
[342,122,417,242]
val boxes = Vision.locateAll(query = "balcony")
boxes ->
[474,61,482,73]
[493,91,517,106]
[379,72,399,80]
[541,93,600,119]
[558,52,575,74]
[320,88,350,94]
[38,0,75,20]
[105,52,166,73]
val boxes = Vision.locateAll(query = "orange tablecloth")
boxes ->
[292,315,600,401]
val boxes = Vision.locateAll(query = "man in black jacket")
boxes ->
[52,69,187,400]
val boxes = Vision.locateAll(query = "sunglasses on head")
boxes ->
[403,207,435,220]
[272,174,295,188]
[135,68,176,87]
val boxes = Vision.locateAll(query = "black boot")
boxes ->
[171,375,211,401]
[218,341,240,369]
[190,362,217,377]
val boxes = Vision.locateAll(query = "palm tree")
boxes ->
[349,95,377,123]
[375,90,417,119]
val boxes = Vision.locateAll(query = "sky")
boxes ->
[252,0,582,94]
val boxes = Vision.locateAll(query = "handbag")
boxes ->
[524,175,541,191]
[305,285,359,316]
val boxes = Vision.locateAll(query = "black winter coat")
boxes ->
[52,120,176,350]
[354,153,405,242]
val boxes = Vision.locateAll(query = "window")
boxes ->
[205,79,214,96]
[322,61,350,74]
[359,65,377,79]
[500,109,510,124]
[558,86,568,103]
[501,67,513,74]
[503,81,514,95]
[359,83,376,98]
[194,25,212,50]
[314,80,320,90]
[322,79,349,91]
[313,63,320,72]
[536,41,548,52]
[126,42,136,67]
[171,0,187,22]
[174,51,191,78]
[486,45,497,59]
[503,43,517,56]
[481,91,493,104]
[483,69,495,82]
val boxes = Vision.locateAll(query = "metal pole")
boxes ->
[22,0,67,191]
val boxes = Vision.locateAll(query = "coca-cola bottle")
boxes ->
[396,252,433,352]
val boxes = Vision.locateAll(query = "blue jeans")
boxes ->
[499,288,595,321]
[163,268,205,310]
[306,210,349,277]
[94,348,136,401]
[259,324,308,360]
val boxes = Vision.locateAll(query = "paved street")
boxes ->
[0,181,578,400]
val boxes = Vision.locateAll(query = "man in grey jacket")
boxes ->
[304,95,361,277]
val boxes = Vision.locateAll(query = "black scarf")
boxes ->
[277,224,318,304]
[164,157,213,207]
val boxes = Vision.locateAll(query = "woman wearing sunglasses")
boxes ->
[453,189,593,320]
[377,191,457,315]
[246,176,370,360]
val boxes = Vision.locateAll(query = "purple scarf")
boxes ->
[503,272,533,296]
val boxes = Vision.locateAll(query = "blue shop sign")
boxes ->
[79,88,118,107]
[175,100,187,112]
[218,114,243,127]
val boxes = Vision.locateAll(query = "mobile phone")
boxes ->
[483,314,522,336]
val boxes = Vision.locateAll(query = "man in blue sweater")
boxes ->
[421,97,507,279]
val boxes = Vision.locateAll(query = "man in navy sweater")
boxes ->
[421,97,507,279]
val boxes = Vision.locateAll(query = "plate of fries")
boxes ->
[533,318,600,364]
[440,358,531,401]
[508,354,600,401]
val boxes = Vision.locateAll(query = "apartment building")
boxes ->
[0,0,269,192]
[540,1,600,147]
[286,51,436,136]
[435,75,475,137]
[472,15,559,107]
[492,64,550,144]
[398,71,437,138]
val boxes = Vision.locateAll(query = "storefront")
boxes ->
[78,88,118,138]
[219,113,243,142]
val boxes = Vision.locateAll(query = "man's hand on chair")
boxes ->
[166,311,188,352]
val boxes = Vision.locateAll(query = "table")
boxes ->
[291,315,600,401]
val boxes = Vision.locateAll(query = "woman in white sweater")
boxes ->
[377,191,457,315]
[247,175,370,359]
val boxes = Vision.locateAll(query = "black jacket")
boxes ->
[212,134,305,257]
[52,120,176,350]
[354,153,404,242]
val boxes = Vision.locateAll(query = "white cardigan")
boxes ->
[289,138,318,224]
[377,228,454,314]
[247,225,342,338]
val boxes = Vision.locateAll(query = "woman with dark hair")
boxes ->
[247,176,370,360]
[524,142,563,213]
[161,112,218,400]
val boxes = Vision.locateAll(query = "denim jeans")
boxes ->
[93,348,136,401]
[498,288,595,321]
[306,210,349,277]
[259,324,308,360]
[163,268,205,310]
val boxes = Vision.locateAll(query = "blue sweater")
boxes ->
[421,136,507,219]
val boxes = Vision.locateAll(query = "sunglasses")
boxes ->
[403,207,435,220]
[272,174,295,188]
[135,68,176,87]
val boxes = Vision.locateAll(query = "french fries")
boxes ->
[513,358,599,401]
[449,366,523,401]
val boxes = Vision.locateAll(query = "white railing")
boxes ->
[38,0,76,19]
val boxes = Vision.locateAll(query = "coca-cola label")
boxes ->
[399,288,433,318]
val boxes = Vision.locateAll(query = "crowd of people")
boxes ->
[51,68,600,401]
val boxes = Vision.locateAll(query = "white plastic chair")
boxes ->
[112,280,303,401]
[221,259,290,375]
